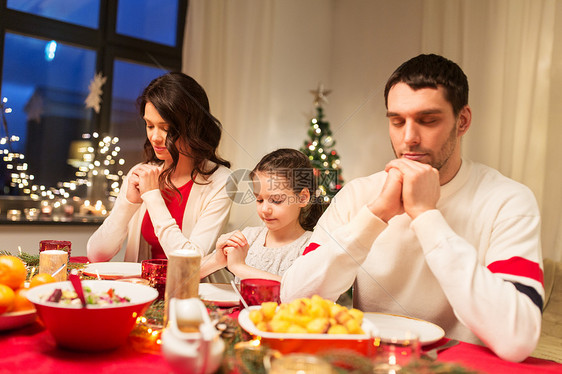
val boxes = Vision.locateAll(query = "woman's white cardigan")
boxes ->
[87,161,233,263]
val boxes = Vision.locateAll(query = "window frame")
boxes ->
[0,0,188,142]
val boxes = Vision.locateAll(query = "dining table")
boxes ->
[1,256,560,374]
[1,307,561,374]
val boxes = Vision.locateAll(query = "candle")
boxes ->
[24,208,39,220]
[40,201,52,216]
[268,353,333,374]
[163,249,201,327]
[7,209,21,221]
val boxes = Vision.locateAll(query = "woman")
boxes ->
[87,72,232,263]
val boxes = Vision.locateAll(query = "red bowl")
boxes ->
[26,280,158,351]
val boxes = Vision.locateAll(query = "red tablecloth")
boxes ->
[429,338,561,373]
[0,322,168,374]
[1,321,560,374]
[5,257,558,373]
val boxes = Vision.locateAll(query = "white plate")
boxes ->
[199,283,240,307]
[0,310,37,331]
[364,312,445,346]
[82,262,142,280]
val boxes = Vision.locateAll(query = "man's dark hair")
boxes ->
[384,54,469,116]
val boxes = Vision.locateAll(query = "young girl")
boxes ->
[87,72,232,263]
[200,148,323,281]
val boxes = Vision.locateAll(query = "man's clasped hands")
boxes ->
[368,158,441,223]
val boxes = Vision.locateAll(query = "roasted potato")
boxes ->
[250,295,365,335]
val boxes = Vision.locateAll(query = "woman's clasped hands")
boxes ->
[127,164,162,204]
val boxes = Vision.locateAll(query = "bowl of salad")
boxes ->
[26,279,158,351]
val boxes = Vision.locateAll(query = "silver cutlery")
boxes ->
[51,263,67,277]
[423,339,459,360]
[230,280,249,309]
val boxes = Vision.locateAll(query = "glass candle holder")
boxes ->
[7,209,21,221]
[142,259,168,301]
[269,353,333,374]
[372,328,420,373]
[227,340,276,374]
[24,208,39,221]
[40,201,53,216]
[40,240,72,258]
[240,278,281,306]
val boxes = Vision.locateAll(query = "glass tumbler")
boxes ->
[372,328,420,373]
[40,240,72,258]
[141,259,168,301]
[240,278,281,306]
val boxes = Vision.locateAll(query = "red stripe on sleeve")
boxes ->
[487,256,543,285]
[302,242,320,255]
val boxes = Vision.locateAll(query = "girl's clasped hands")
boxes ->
[215,230,250,275]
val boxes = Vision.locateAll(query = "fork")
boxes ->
[423,339,459,360]
[230,280,249,309]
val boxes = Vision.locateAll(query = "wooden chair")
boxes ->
[531,258,562,363]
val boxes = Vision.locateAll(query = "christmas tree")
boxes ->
[300,84,344,204]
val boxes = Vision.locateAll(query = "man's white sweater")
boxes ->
[281,159,543,362]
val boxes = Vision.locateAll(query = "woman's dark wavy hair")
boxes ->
[251,148,323,231]
[384,54,469,117]
[138,72,230,197]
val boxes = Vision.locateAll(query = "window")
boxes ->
[0,1,188,219]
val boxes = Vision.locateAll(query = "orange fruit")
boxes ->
[0,284,15,314]
[29,273,56,288]
[0,255,27,290]
[12,288,34,312]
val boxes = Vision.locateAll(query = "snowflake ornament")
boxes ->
[85,72,107,113]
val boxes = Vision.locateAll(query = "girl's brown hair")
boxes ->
[252,148,323,231]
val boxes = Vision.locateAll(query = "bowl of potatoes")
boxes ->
[238,295,377,355]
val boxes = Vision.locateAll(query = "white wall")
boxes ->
[219,0,425,230]
[328,0,423,179]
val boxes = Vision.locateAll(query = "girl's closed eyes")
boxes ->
[255,195,288,205]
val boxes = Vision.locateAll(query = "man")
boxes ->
[280,54,544,362]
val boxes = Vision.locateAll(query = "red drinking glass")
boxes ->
[40,240,72,258]
[240,278,281,306]
[141,259,168,301]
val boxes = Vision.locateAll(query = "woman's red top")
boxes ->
[141,180,194,259]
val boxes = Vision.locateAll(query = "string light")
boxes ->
[300,86,345,204]
[0,132,125,208]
